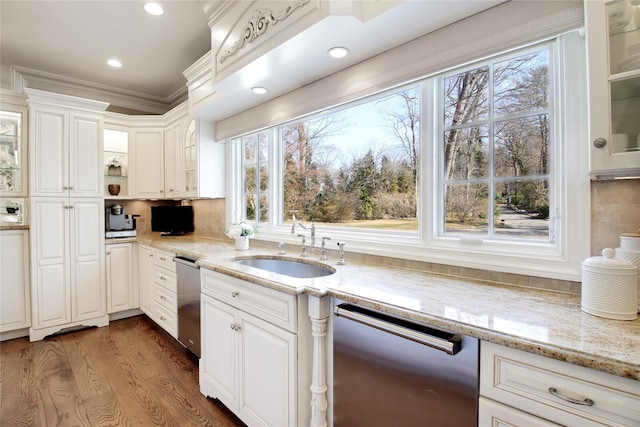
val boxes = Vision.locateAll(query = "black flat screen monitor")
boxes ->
[151,205,194,236]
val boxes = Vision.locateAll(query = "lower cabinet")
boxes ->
[200,269,305,427]
[138,244,154,316]
[137,244,177,337]
[480,341,640,427]
[106,242,138,315]
[0,229,31,336]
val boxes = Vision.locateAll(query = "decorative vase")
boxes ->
[235,236,249,251]
[108,165,122,176]
[108,184,121,196]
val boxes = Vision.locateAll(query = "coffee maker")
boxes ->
[105,204,139,238]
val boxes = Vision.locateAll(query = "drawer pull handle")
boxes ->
[548,387,594,407]
[231,291,239,298]
[160,316,166,321]
[230,324,241,331]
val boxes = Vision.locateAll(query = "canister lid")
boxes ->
[582,248,636,270]
[619,229,640,251]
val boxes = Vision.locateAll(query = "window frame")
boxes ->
[226,32,589,281]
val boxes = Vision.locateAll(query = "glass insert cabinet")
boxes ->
[586,0,640,178]
[104,129,129,198]
[0,108,27,196]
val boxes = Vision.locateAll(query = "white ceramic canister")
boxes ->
[614,230,640,312]
[581,248,638,320]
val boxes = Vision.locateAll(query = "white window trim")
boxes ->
[226,31,589,282]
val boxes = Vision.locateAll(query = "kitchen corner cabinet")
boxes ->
[138,244,154,316]
[106,242,137,314]
[104,128,130,198]
[131,128,164,198]
[0,229,30,334]
[29,197,107,341]
[184,118,226,199]
[200,269,305,427]
[0,103,28,197]
[480,341,640,426]
[585,0,640,178]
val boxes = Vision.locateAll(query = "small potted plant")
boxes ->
[106,156,123,176]
[226,221,256,250]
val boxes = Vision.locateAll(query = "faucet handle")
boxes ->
[320,237,331,260]
[336,241,346,265]
[298,234,308,257]
[278,242,286,255]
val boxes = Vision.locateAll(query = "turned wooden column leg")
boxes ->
[308,296,330,427]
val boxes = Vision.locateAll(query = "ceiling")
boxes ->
[0,0,504,119]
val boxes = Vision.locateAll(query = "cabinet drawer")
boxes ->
[153,283,177,313]
[153,266,176,292]
[201,269,297,333]
[479,397,561,427]
[480,341,640,427]
[153,248,176,272]
[153,302,177,338]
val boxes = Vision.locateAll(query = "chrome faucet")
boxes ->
[291,220,316,248]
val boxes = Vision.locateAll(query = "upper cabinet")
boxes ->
[25,88,108,197]
[183,118,225,199]
[586,0,640,179]
[0,100,28,197]
[104,128,129,198]
[131,127,165,199]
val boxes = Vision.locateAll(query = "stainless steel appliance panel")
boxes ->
[333,301,479,427]
[175,256,201,358]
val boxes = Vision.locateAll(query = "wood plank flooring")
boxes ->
[0,316,246,427]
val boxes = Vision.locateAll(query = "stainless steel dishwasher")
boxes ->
[174,256,201,358]
[333,301,479,427]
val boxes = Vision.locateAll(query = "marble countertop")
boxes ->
[137,234,640,381]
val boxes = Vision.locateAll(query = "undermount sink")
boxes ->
[232,256,336,278]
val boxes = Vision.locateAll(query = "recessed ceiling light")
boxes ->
[107,59,123,68]
[328,47,349,59]
[144,2,164,16]
[252,87,268,94]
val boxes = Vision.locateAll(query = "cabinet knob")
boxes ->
[231,291,239,298]
[593,138,607,149]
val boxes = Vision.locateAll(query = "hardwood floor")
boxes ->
[0,316,246,427]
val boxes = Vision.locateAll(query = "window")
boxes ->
[279,87,420,231]
[229,33,588,280]
[241,131,269,223]
[440,49,551,242]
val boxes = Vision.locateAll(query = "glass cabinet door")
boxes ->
[0,110,25,194]
[184,119,197,195]
[608,0,640,155]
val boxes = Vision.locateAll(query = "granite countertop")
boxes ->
[136,234,640,381]
[0,223,29,230]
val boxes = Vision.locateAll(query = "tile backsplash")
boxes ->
[591,179,640,255]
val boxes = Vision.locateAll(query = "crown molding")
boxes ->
[11,66,186,115]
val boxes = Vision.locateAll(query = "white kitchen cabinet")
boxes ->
[29,197,107,341]
[104,127,130,198]
[0,99,28,197]
[151,247,177,337]
[106,242,137,314]
[26,89,107,197]
[586,0,640,179]
[183,118,225,199]
[138,244,154,316]
[0,229,30,336]
[480,341,640,426]
[479,397,561,426]
[163,119,183,198]
[137,246,178,336]
[200,269,299,427]
[131,127,164,198]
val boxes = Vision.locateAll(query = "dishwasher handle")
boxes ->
[173,256,200,268]
[334,303,461,355]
